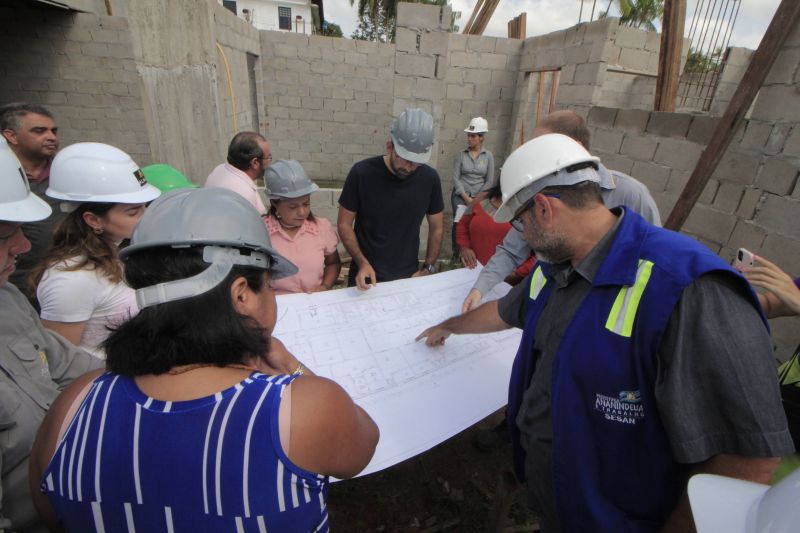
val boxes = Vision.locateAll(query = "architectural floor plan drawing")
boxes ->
[274,268,522,477]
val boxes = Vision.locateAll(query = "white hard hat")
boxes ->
[390,108,435,164]
[688,467,800,533]
[465,117,489,134]
[494,133,601,223]
[0,137,51,222]
[47,142,160,206]
[120,188,297,309]
[265,160,319,199]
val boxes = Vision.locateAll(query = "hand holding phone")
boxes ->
[734,248,755,271]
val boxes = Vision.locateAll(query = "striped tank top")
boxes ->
[42,371,330,532]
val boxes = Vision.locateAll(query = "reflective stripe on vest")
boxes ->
[605,259,654,337]
[529,266,548,300]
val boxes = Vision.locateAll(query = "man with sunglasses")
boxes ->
[417,134,791,532]
[205,131,271,215]
[338,108,444,290]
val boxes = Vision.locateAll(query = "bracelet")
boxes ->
[293,363,306,375]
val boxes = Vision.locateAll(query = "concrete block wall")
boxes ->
[0,0,151,164]
[708,47,753,116]
[212,3,262,141]
[259,30,396,183]
[586,105,800,358]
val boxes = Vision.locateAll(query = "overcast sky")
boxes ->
[324,0,780,50]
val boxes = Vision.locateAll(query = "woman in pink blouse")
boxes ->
[264,160,341,294]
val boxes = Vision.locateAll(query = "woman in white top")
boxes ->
[30,143,160,357]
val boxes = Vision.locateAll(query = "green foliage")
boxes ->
[349,0,457,43]
[321,21,343,37]
[602,0,664,32]
[684,47,723,73]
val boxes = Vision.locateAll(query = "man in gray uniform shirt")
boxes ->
[462,110,660,312]
[0,139,102,532]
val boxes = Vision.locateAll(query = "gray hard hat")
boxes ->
[390,107,434,164]
[265,159,319,199]
[120,188,297,309]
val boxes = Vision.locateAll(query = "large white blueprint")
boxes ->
[274,267,522,477]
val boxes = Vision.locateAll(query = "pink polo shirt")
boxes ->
[265,214,339,294]
[205,163,267,215]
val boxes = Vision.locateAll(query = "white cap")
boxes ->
[465,117,489,134]
[0,137,51,222]
[47,142,160,206]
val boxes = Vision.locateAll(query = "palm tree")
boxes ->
[602,0,664,31]
[349,0,457,42]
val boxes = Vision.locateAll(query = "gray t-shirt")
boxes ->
[497,211,793,532]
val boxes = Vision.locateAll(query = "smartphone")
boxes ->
[734,248,755,271]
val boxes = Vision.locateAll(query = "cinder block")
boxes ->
[683,204,737,245]
[620,134,658,160]
[323,99,345,112]
[421,31,449,56]
[395,53,435,77]
[712,148,760,185]
[396,3,442,31]
[614,108,650,133]
[713,181,744,213]
[310,60,334,75]
[653,138,703,171]
[751,85,800,123]
[491,70,516,88]
[466,35,496,53]
[446,83,474,100]
[739,121,772,151]
[555,84,598,105]
[449,33,467,52]
[495,38,523,55]
[396,27,419,55]
[729,219,768,252]
[274,44,298,58]
[479,52,507,70]
[699,179,719,205]
[765,123,790,156]
[687,116,718,144]
[646,112,692,138]
[565,45,592,65]
[783,125,800,157]
[755,157,799,195]
[346,100,367,113]
[587,106,618,128]
[615,26,648,50]
[759,233,800,278]
[574,62,605,85]
[415,77,444,100]
[618,48,653,73]
[644,32,661,52]
[754,194,800,236]
[597,152,634,175]
[736,187,763,219]
[764,47,800,85]
[631,160,669,193]
[465,69,491,84]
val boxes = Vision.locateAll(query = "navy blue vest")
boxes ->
[507,209,766,531]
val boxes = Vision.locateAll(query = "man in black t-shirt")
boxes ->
[338,108,444,289]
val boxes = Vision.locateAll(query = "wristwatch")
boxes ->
[420,262,436,274]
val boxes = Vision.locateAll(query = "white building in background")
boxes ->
[219,0,319,35]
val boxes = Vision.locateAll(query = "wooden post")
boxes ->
[664,0,800,231]
[654,0,686,112]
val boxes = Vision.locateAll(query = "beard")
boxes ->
[389,155,414,180]
[524,211,571,265]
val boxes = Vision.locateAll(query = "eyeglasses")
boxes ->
[509,193,560,232]
[261,154,273,163]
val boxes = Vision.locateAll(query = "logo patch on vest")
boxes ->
[594,390,644,425]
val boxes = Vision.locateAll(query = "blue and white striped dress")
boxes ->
[42,371,330,532]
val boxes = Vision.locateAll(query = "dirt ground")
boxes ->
[327,424,539,532]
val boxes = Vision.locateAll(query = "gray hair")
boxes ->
[0,102,54,132]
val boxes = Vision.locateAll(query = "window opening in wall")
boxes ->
[246,52,260,131]
[514,69,561,148]
[278,6,291,30]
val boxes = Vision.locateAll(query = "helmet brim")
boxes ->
[0,193,52,222]
[464,127,488,133]
[266,182,319,200]
[46,183,162,205]
[391,134,432,165]
[688,474,767,533]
